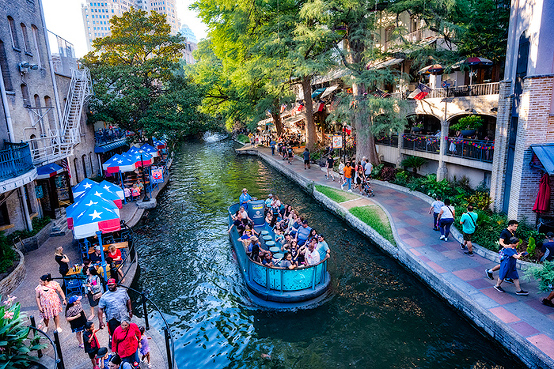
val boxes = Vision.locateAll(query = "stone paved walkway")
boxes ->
[246,146,554,368]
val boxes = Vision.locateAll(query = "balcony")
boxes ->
[375,135,398,147]
[0,142,35,181]
[426,82,500,99]
[445,136,494,163]
[95,128,127,145]
[402,134,441,154]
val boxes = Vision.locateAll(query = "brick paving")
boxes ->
[248,146,554,367]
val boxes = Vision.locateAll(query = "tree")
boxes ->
[82,9,214,137]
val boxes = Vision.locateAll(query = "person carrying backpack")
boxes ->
[460,205,478,256]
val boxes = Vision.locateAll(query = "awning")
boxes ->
[94,138,129,154]
[311,87,327,99]
[368,58,404,70]
[37,163,64,179]
[320,85,339,98]
[531,144,554,174]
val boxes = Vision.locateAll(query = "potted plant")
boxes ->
[449,115,484,137]
[411,122,424,133]
[401,156,427,175]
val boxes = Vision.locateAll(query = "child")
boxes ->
[96,347,110,369]
[274,228,284,246]
[124,187,131,202]
[139,326,151,368]
[83,321,102,368]
[493,237,529,295]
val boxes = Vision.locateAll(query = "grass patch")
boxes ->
[315,185,359,203]
[349,206,396,246]
[237,134,250,143]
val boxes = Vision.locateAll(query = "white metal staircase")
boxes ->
[28,68,93,165]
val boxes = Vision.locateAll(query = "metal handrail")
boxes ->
[0,142,34,180]
[27,316,58,369]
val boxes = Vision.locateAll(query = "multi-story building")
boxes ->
[179,24,197,65]
[81,0,180,51]
[0,0,96,232]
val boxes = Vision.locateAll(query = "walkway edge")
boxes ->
[238,147,553,369]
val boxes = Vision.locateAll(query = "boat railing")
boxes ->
[229,203,328,293]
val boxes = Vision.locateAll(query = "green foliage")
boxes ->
[528,261,554,292]
[371,164,385,179]
[315,185,358,203]
[7,217,52,245]
[82,9,216,138]
[450,115,484,132]
[236,134,250,144]
[349,206,396,246]
[527,237,536,258]
[394,171,409,187]
[379,167,397,182]
[0,295,46,368]
[460,191,492,211]
[400,156,427,174]
[0,232,15,274]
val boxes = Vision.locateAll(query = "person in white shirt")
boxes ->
[305,240,321,266]
[437,198,455,242]
[364,159,373,178]
[428,195,445,231]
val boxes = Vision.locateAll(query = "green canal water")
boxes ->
[134,139,523,368]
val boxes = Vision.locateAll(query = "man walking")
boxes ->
[364,158,373,179]
[460,205,478,256]
[428,196,444,231]
[325,155,335,181]
[270,138,276,155]
[342,162,353,192]
[303,148,311,170]
[486,220,519,280]
[98,279,132,337]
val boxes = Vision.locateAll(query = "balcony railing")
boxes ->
[426,82,500,98]
[375,135,398,147]
[384,28,437,51]
[95,128,127,145]
[402,134,441,154]
[0,142,35,181]
[445,137,494,163]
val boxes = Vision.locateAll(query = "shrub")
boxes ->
[7,216,51,245]
[371,163,385,179]
[450,115,484,131]
[527,237,536,258]
[380,167,397,182]
[400,156,427,174]
[237,134,250,143]
[394,171,409,186]
[462,191,492,211]
[0,232,15,273]
[528,261,554,292]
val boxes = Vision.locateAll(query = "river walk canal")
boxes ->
[133,139,523,368]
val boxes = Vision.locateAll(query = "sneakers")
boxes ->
[341,184,344,190]
[494,285,505,293]
[444,238,448,242]
[542,298,554,307]
[348,189,352,192]
[439,235,445,240]
[464,251,474,257]
[516,290,529,296]
[505,278,514,284]
[460,243,466,250]
[485,269,493,280]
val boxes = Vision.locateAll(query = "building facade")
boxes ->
[81,0,180,51]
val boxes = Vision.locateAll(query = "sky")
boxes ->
[42,0,208,57]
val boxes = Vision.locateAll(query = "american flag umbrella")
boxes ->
[71,201,121,239]
[99,180,125,200]
[36,163,64,179]
[125,151,153,167]
[139,144,159,157]
[88,184,123,209]
[102,154,136,174]
[72,178,98,198]
[67,192,120,230]
[153,138,166,149]
[128,146,140,154]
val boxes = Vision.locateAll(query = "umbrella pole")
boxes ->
[97,231,107,283]
[120,171,126,204]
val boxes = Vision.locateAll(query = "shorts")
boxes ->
[304,160,309,164]
[87,292,100,307]
[463,232,473,242]
[88,348,99,359]
[71,324,85,334]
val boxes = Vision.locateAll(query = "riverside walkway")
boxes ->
[239,145,554,369]
[10,175,171,369]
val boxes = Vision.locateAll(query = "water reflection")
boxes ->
[134,139,522,368]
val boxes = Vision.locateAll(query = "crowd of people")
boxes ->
[231,189,330,269]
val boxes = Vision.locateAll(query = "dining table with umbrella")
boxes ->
[462,56,493,86]
[66,191,121,230]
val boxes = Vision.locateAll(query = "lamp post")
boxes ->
[140,150,150,202]
[96,230,107,282]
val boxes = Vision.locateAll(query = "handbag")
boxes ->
[92,292,102,301]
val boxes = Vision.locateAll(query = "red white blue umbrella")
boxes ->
[153,138,166,149]
[102,154,136,174]
[37,163,64,179]
[140,144,159,157]
[99,180,124,200]
[463,57,493,66]
[67,191,120,230]
[128,146,141,154]
[88,184,123,209]
[125,151,153,167]
[71,201,121,239]
[72,178,98,198]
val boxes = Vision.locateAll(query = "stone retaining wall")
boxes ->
[16,222,54,254]
[0,249,25,297]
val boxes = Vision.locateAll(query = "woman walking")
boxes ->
[85,266,103,320]
[35,274,66,332]
[437,198,456,242]
[65,295,87,347]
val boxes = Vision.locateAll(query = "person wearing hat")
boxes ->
[540,232,554,262]
[98,278,132,337]
[96,347,110,369]
[90,246,103,263]
[265,194,273,210]
[65,295,87,347]
[239,188,252,208]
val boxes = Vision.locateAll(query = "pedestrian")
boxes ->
[124,187,131,202]
[485,220,519,281]
[111,318,141,365]
[139,326,151,368]
[83,321,102,368]
[287,146,294,164]
[85,267,103,321]
[65,295,87,348]
[54,246,70,279]
[460,205,478,256]
[303,147,310,169]
[341,162,353,192]
[364,158,373,179]
[428,196,444,231]
[108,354,134,369]
[325,155,335,181]
[35,274,66,332]
[538,232,554,262]
[338,160,345,185]
[437,198,455,242]
[270,138,276,155]
[493,237,529,295]
[98,278,132,337]
[131,184,140,201]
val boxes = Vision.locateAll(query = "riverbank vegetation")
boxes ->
[349,206,396,246]
[315,185,358,203]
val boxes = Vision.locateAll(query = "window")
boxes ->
[0,40,13,91]
[44,96,55,131]
[21,84,30,107]
[20,23,31,53]
[0,195,10,226]
[31,25,42,67]
[8,17,20,50]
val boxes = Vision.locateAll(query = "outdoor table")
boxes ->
[269,247,280,253]
[65,263,111,276]
[88,241,129,254]
[262,235,272,242]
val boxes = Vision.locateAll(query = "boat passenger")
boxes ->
[271,195,282,214]
[262,252,274,267]
[264,194,273,211]
[307,229,318,244]
[249,236,262,261]
[279,253,297,270]
[238,206,252,226]
[238,229,253,249]
[239,188,252,208]
[305,240,321,266]
[296,221,312,246]
[317,235,330,260]
[289,241,305,265]
[288,216,303,237]
[274,228,285,246]
[283,204,293,218]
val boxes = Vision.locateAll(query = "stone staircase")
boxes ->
[50,208,68,237]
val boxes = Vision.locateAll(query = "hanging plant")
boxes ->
[450,115,484,131]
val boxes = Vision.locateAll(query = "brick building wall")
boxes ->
[507,76,554,220]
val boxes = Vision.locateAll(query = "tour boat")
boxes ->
[228,201,331,307]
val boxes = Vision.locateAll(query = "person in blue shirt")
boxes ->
[296,221,312,246]
[493,237,528,295]
[239,188,252,208]
[460,205,478,256]
[270,139,276,155]
[540,232,554,262]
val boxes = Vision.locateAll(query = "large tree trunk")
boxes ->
[301,76,317,151]
[271,111,284,136]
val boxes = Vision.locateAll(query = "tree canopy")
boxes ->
[82,9,218,138]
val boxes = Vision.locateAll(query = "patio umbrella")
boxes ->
[67,192,120,230]
[140,144,159,157]
[71,200,121,239]
[72,178,98,198]
[128,146,140,154]
[153,138,166,149]
[533,173,551,214]
[88,184,123,209]
[102,154,136,174]
[462,57,493,85]
[418,64,444,75]
[126,151,153,167]
[99,180,124,200]
[36,163,64,179]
